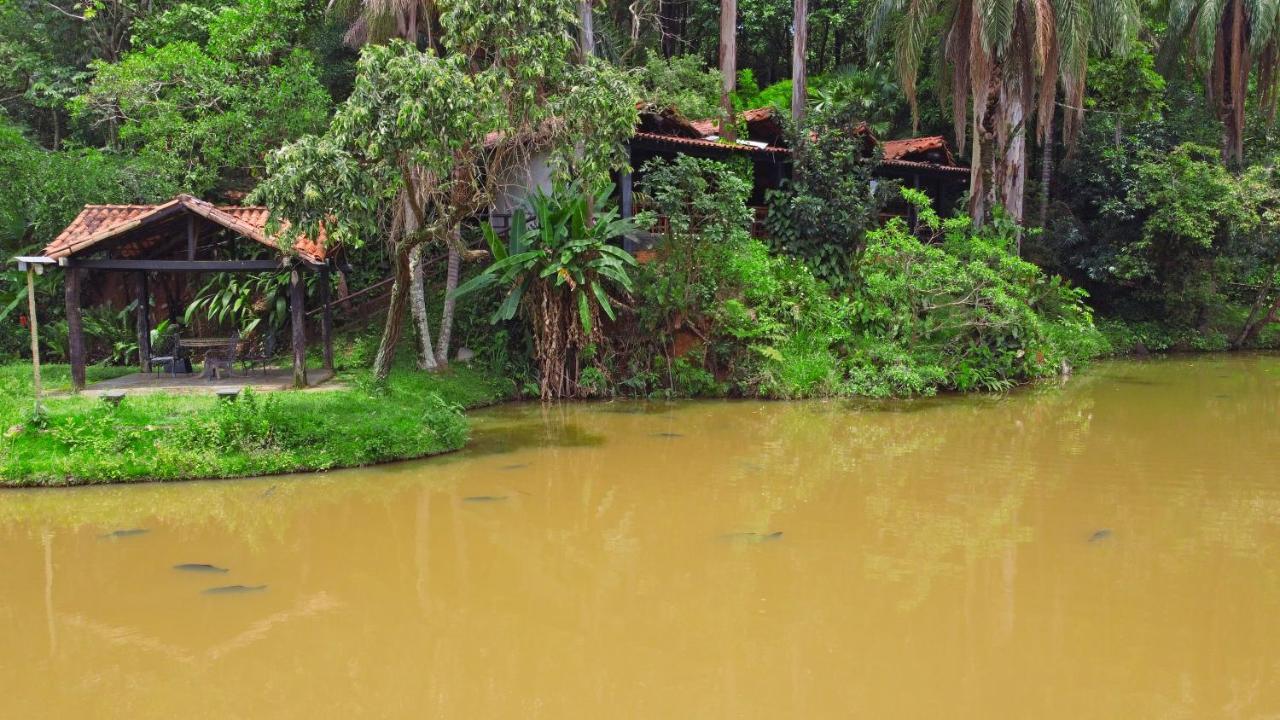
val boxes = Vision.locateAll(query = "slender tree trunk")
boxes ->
[409,244,438,371]
[336,268,352,311]
[577,0,595,60]
[1039,109,1054,229]
[435,238,461,367]
[997,81,1027,232]
[719,0,737,142]
[1211,0,1249,166]
[791,0,808,124]
[969,71,1001,227]
[373,249,413,382]
[1235,270,1279,347]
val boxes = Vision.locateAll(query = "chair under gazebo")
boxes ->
[29,194,336,391]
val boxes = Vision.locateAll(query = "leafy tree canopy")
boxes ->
[75,0,332,194]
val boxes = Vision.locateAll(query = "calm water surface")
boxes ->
[2,355,1280,718]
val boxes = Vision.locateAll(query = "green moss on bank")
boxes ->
[0,363,510,487]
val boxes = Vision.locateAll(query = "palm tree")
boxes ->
[720,0,738,142]
[1162,0,1280,166]
[872,0,1136,226]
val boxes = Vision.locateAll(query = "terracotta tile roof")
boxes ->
[686,107,781,141]
[689,119,717,136]
[881,136,955,165]
[879,158,970,175]
[632,131,790,155]
[44,194,329,263]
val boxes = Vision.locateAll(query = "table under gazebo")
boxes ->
[22,194,336,391]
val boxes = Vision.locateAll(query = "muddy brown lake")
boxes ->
[2,354,1278,718]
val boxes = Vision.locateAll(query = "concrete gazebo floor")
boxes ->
[71,368,340,397]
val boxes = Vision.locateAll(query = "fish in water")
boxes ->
[499,464,528,471]
[174,563,229,573]
[652,432,683,438]
[1089,529,1113,542]
[100,528,148,539]
[722,531,784,543]
[261,485,277,498]
[203,584,266,595]
[463,495,508,503]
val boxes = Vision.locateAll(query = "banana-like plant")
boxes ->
[453,182,638,399]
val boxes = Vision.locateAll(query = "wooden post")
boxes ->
[791,0,808,124]
[26,267,43,415]
[135,271,151,373]
[186,215,197,260]
[320,267,334,371]
[620,170,633,219]
[620,169,636,253]
[64,267,85,392]
[290,265,307,388]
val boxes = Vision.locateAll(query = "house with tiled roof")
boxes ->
[621,105,969,241]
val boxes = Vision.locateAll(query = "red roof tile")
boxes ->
[632,132,790,155]
[881,136,955,164]
[44,195,329,263]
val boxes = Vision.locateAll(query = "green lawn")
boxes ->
[0,362,511,487]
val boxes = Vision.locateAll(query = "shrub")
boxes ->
[627,162,1107,399]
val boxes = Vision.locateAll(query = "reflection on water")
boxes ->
[2,355,1279,718]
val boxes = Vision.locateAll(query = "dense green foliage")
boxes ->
[457,184,639,399]
[598,158,1106,399]
[0,361,506,485]
[765,119,886,288]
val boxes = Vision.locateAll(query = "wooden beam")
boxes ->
[186,215,197,260]
[319,267,334,371]
[136,271,151,373]
[64,267,85,391]
[62,259,287,272]
[620,170,633,219]
[619,169,636,253]
[290,266,307,388]
[26,267,43,415]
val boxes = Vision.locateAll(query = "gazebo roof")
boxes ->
[44,194,329,264]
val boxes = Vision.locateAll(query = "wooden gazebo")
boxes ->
[38,194,335,390]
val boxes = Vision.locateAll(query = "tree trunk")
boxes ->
[409,244,438,371]
[791,0,808,124]
[719,0,737,142]
[577,0,595,61]
[290,266,308,389]
[997,80,1027,231]
[1235,272,1279,347]
[373,249,413,382]
[435,239,461,367]
[1214,0,1248,167]
[1038,108,1054,229]
[336,268,352,311]
[969,71,1001,227]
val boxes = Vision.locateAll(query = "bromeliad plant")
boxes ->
[453,184,638,400]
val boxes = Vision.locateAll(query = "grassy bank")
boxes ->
[0,363,510,487]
